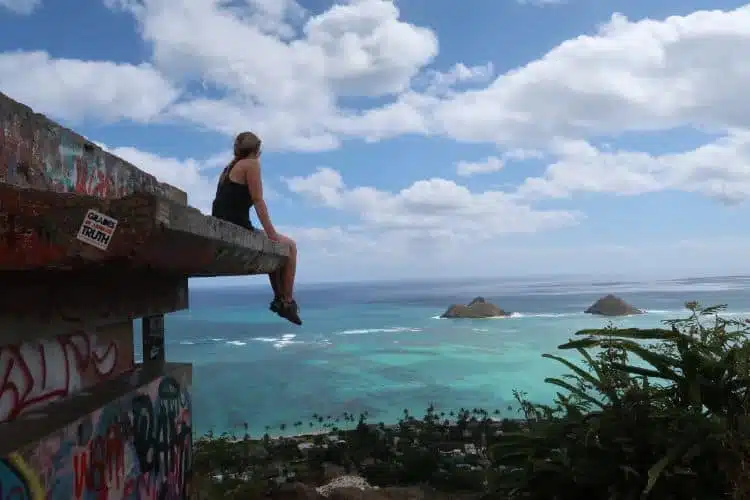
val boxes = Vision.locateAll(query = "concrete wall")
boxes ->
[0,92,186,205]
[0,322,135,424]
[0,91,194,500]
[0,366,192,499]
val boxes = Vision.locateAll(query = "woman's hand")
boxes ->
[266,229,280,242]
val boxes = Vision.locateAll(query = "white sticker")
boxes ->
[76,209,119,251]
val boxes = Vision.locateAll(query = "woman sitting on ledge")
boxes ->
[211,131,302,326]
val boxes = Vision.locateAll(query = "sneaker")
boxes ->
[269,297,283,314]
[278,300,302,326]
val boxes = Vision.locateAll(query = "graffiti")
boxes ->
[130,377,191,497]
[0,453,44,500]
[42,138,128,199]
[0,118,131,199]
[53,375,191,499]
[0,225,66,269]
[73,422,126,498]
[0,95,182,202]
[0,333,126,423]
[1,374,191,499]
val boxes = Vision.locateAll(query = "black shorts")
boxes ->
[215,216,256,232]
[211,207,256,232]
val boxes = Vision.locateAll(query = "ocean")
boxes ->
[134,275,750,438]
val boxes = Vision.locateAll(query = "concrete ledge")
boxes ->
[0,183,288,276]
[0,91,186,204]
[0,270,188,343]
[155,197,290,276]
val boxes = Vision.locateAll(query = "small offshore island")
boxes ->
[439,294,643,319]
[440,297,510,318]
[584,294,642,316]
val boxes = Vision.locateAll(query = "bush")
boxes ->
[489,303,750,499]
[362,462,402,485]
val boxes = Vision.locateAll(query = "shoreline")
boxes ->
[196,416,520,443]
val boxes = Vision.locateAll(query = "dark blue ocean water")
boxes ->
[134,275,750,437]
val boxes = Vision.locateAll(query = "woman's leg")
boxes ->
[275,234,297,301]
[256,227,283,305]
[265,231,300,325]
[268,268,282,299]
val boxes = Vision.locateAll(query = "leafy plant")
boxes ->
[489,303,750,499]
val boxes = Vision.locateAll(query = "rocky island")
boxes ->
[441,296,510,318]
[584,294,642,316]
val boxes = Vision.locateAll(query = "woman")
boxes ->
[211,131,302,325]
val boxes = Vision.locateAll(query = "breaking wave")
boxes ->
[336,327,422,335]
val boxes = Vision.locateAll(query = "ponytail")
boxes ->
[218,157,240,185]
[217,131,261,191]
[216,157,240,196]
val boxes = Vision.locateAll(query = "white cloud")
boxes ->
[284,167,580,241]
[514,132,750,204]
[8,2,750,175]
[0,0,439,150]
[456,156,505,177]
[224,230,750,282]
[0,51,178,122]
[103,0,438,150]
[456,148,544,177]
[420,62,495,95]
[430,8,750,147]
[516,0,566,6]
[0,0,40,14]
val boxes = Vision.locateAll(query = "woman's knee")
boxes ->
[278,234,297,255]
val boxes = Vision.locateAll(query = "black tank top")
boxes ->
[211,162,255,229]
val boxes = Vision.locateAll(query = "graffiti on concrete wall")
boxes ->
[0,326,134,423]
[0,453,45,499]
[0,375,192,500]
[0,117,136,199]
[0,95,183,202]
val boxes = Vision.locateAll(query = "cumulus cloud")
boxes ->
[430,9,750,146]
[0,0,40,14]
[419,62,495,96]
[514,133,750,204]
[0,51,178,122]
[284,167,580,241]
[104,0,438,150]
[7,2,750,167]
[456,156,505,177]
[516,0,566,6]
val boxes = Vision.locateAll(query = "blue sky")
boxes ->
[1,0,749,284]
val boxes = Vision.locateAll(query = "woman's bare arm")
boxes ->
[245,159,277,238]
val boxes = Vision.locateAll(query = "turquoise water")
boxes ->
[134,275,750,437]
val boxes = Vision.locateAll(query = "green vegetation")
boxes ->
[191,303,750,499]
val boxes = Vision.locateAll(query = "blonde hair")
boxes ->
[233,131,261,159]
[218,131,262,185]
